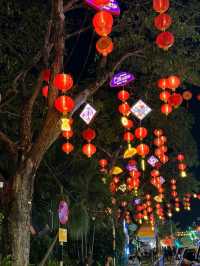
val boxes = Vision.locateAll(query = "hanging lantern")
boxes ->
[197,94,200,101]
[60,117,73,131]
[177,153,184,161]
[117,90,130,102]
[62,142,74,154]
[154,13,172,31]
[122,119,134,129]
[171,190,177,197]
[168,93,183,108]
[154,137,165,147]
[135,127,148,140]
[53,74,73,91]
[136,144,150,157]
[42,85,48,97]
[42,69,51,82]
[123,132,134,142]
[151,169,160,177]
[96,37,113,56]
[62,130,73,139]
[82,143,96,157]
[159,91,171,102]
[93,11,113,37]
[178,163,187,171]
[171,179,176,184]
[159,154,169,164]
[99,159,108,168]
[118,102,131,116]
[109,182,116,193]
[156,32,175,50]
[159,145,168,153]
[155,148,164,157]
[54,96,75,114]
[161,103,172,115]
[182,90,192,101]
[113,176,120,184]
[157,78,168,90]
[82,128,96,142]
[160,135,167,143]
[167,75,181,90]
[153,0,170,13]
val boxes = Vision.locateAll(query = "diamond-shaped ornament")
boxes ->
[80,103,97,125]
[131,100,152,120]
[147,155,159,167]
[160,176,165,184]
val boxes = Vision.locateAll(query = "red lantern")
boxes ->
[135,127,148,140]
[178,163,187,171]
[82,143,96,157]
[96,37,113,56]
[132,177,140,189]
[93,11,113,36]
[167,75,181,90]
[159,91,171,102]
[109,182,116,193]
[118,102,131,116]
[154,13,172,31]
[54,96,75,114]
[113,176,120,184]
[161,103,172,115]
[123,132,134,142]
[53,74,73,91]
[171,179,176,184]
[117,90,130,102]
[168,93,183,107]
[197,94,200,101]
[156,32,175,50]
[159,145,168,153]
[42,69,51,82]
[82,128,96,142]
[154,129,164,137]
[99,159,108,168]
[182,90,192,101]
[153,0,169,13]
[151,169,160,177]
[177,154,185,161]
[136,144,150,157]
[171,185,176,190]
[160,135,167,143]
[42,85,48,97]
[62,130,73,139]
[171,191,178,197]
[157,78,168,90]
[154,137,165,147]
[94,0,109,5]
[159,154,169,164]
[155,148,163,157]
[62,142,74,154]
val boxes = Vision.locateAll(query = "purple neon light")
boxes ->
[85,0,120,16]
[110,71,135,87]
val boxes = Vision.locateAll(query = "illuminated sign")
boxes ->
[110,71,135,87]
[85,0,120,16]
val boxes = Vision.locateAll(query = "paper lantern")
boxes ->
[53,74,73,91]
[171,191,177,197]
[197,94,200,101]
[157,78,168,90]
[182,90,192,101]
[123,132,134,142]
[151,169,160,177]
[168,93,183,107]
[159,154,169,164]
[109,182,116,193]
[153,0,170,13]
[161,103,172,115]
[117,90,130,102]
[113,176,120,184]
[93,11,113,36]
[178,163,187,171]
[159,91,171,102]
[154,13,172,31]
[54,96,75,114]
[42,69,51,82]
[118,102,131,116]
[42,85,48,97]
[122,119,134,129]
[82,128,96,142]
[82,143,96,157]
[156,32,174,50]
[159,145,168,153]
[62,130,73,139]
[96,37,113,56]
[136,144,150,157]
[177,154,184,161]
[167,75,181,90]
[170,179,176,184]
[154,129,164,137]
[135,127,148,140]
[62,142,74,154]
[99,159,108,168]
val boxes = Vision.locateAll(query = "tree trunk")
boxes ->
[9,159,35,266]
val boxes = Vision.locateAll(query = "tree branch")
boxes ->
[65,26,91,40]
[63,0,81,12]
[0,131,17,156]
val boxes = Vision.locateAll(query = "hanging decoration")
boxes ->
[80,103,97,125]
[85,0,120,16]
[82,128,97,157]
[131,100,152,121]
[177,153,187,177]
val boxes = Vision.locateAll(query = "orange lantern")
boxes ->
[177,153,184,161]
[42,69,51,82]
[113,176,120,184]
[135,127,148,140]
[62,142,74,154]
[154,13,172,31]
[123,132,134,142]
[118,102,131,116]
[123,119,134,129]
[99,159,108,168]
[53,74,73,91]
[154,129,164,137]
[167,75,181,90]
[159,91,171,102]
[168,93,183,107]
[42,85,48,97]
[159,154,169,164]
[117,90,130,102]
[82,143,96,157]
[62,130,73,139]
[156,32,175,50]
[54,96,75,114]
[136,144,150,157]
[170,179,176,184]
[96,36,113,56]
[161,103,172,115]
[82,128,96,142]
[154,137,165,147]
[151,169,160,177]
[93,11,113,36]
[157,78,168,90]
[182,90,192,101]
[178,163,187,171]
[171,191,177,197]
[153,0,170,13]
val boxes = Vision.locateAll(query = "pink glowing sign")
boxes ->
[58,201,69,225]
[85,0,120,16]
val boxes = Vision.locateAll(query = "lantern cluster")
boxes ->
[177,153,187,177]
[183,194,191,211]
[155,203,165,220]
[93,11,114,56]
[170,179,178,199]
[82,128,97,158]
[153,129,169,164]
[153,0,174,50]
[157,76,182,115]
